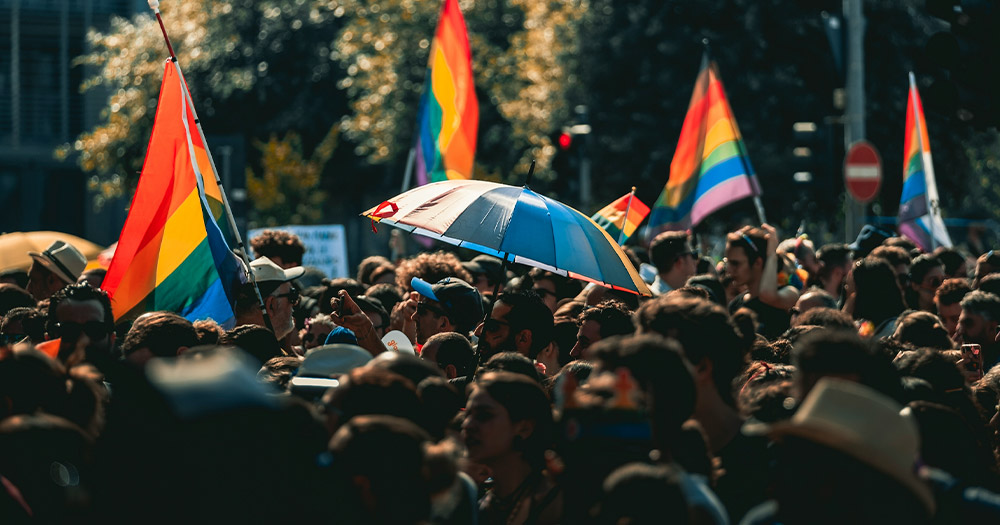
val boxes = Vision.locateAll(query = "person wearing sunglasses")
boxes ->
[45,282,116,368]
[474,290,553,363]
[648,231,698,297]
[409,277,484,346]
[904,254,946,313]
[724,224,800,340]
[234,257,304,345]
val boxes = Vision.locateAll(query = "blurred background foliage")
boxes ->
[61,0,1000,235]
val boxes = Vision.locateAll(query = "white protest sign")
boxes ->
[248,225,348,279]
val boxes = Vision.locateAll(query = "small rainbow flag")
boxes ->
[898,72,951,251]
[647,55,761,237]
[102,60,242,326]
[414,0,479,185]
[591,191,650,244]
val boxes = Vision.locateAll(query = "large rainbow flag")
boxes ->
[647,55,761,237]
[414,0,479,185]
[898,72,951,251]
[102,59,242,326]
[591,190,650,245]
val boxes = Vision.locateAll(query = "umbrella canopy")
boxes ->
[0,231,105,272]
[363,180,651,296]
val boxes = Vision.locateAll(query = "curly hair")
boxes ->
[395,251,472,291]
[249,230,306,266]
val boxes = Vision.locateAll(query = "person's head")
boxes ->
[974,250,1000,288]
[849,257,907,323]
[906,254,945,312]
[462,255,505,296]
[815,243,853,292]
[849,225,895,258]
[300,313,336,351]
[46,282,115,367]
[958,290,1000,348]
[420,331,474,379]
[1,307,46,345]
[321,366,422,434]
[977,273,1000,300]
[192,318,225,346]
[475,290,554,360]
[570,299,635,360]
[891,310,954,350]
[649,231,697,288]
[935,278,972,340]
[934,247,968,279]
[364,283,405,314]
[462,371,553,470]
[356,255,392,286]
[26,240,87,301]
[410,277,483,344]
[249,229,305,268]
[220,324,284,365]
[790,290,839,325]
[725,227,767,287]
[327,415,433,523]
[483,351,543,382]
[596,463,691,524]
[234,256,305,339]
[395,251,472,292]
[869,245,913,289]
[795,307,855,330]
[354,295,389,339]
[791,328,900,401]
[635,295,746,409]
[120,311,199,367]
[528,268,582,312]
[0,284,35,319]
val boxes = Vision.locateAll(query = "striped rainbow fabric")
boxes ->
[101,60,242,326]
[897,72,952,251]
[414,0,479,185]
[647,56,761,237]
[591,191,650,244]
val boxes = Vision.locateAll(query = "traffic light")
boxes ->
[791,121,834,189]
[923,0,1000,128]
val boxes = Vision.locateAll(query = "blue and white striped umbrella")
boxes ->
[364,180,650,296]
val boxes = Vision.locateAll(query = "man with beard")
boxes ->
[474,290,553,362]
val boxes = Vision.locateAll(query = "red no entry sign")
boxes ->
[844,141,882,203]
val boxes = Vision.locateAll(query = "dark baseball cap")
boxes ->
[849,225,894,258]
[462,254,504,282]
[410,276,485,331]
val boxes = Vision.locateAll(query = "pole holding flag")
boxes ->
[619,187,637,245]
[591,189,650,245]
[143,0,273,331]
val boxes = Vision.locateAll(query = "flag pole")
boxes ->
[400,147,416,192]
[147,0,274,333]
[753,196,767,225]
[618,187,637,246]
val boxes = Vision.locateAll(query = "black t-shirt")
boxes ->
[713,431,771,523]
[730,293,791,340]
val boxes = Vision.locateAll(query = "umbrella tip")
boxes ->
[525,160,536,187]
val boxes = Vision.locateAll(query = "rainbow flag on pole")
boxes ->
[101,59,242,326]
[414,0,479,185]
[647,54,761,237]
[898,72,951,252]
[591,191,650,244]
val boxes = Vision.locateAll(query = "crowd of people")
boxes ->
[2,223,1000,523]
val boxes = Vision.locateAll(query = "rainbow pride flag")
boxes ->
[647,55,761,237]
[898,72,951,252]
[102,60,242,326]
[591,191,650,244]
[414,0,479,185]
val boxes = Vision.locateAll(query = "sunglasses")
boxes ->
[0,333,26,345]
[416,302,447,317]
[51,321,109,340]
[483,318,510,333]
[272,287,300,306]
[532,287,556,299]
[302,330,330,345]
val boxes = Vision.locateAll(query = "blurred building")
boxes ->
[0,0,142,244]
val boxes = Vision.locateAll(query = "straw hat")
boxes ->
[28,240,87,284]
[746,378,935,516]
[249,256,304,284]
